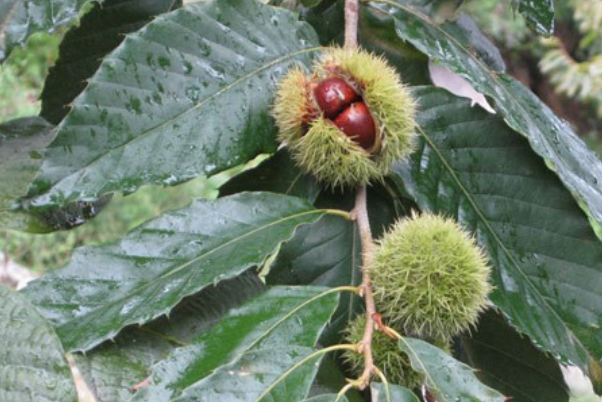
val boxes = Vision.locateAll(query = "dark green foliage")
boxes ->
[2,0,602,401]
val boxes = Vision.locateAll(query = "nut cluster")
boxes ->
[273,48,417,188]
[314,77,376,150]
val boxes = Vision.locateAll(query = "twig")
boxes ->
[344,0,376,391]
[344,0,360,49]
[354,184,377,389]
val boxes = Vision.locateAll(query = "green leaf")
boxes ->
[26,0,321,210]
[0,117,114,233]
[301,0,431,85]
[0,117,55,231]
[41,0,182,125]
[302,395,349,402]
[219,150,404,345]
[0,284,77,402]
[0,0,93,62]
[219,149,322,203]
[371,1,602,235]
[390,87,602,374]
[302,0,324,8]
[460,311,569,402]
[23,192,329,352]
[309,357,364,402]
[359,5,431,86]
[74,272,265,402]
[371,383,420,402]
[220,151,360,344]
[130,286,340,402]
[399,337,505,402]
[267,213,360,345]
[513,0,554,36]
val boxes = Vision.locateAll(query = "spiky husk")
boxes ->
[315,48,417,176]
[272,47,416,188]
[343,316,424,389]
[272,67,315,144]
[372,212,492,341]
[289,117,380,188]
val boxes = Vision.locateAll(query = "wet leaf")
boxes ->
[372,0,602,237]
[0,117,55,231]
[219,149,322,203]
[23,192,329,352]
[390,87,602,375]
[0,117,114,233]
[0,0,94,62]
[0,284,77,402]
[512,0,555,36]
[41,0,182,124]
[303,395,349,402]
[399,337,505,402]
[219,150,404,345]
[27,0,321,210]
[309,357,364,402]
[74,272,265,402]
[130,286,340,402]
[371,383,419,402]
[460,311,569,402]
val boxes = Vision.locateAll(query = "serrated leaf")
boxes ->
[130,286,339,402]
[220,150,405,345]
[460,311,568,402]
[371,383,420,402]
[41,0,182,124]
[0,0,93,62]
[358,5,431,86]
[399,337,505,402]
[390,87,602,374]
[23,192,329,352]
[219,149,322,203]
[0,117,55,231]
[268,213,361,345]
[0,118,114,233]
[370,0,602,236]
[302,396,349,402]
[220,151,361,344]
[309,357,364,402]
[513,0,554,36]
[74,272,265,402]
[26,0,321,210]
[0,284,77,402]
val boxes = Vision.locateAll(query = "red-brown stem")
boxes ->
[344,0,374,390]
[354,185,377,388]
[344,0,360,49]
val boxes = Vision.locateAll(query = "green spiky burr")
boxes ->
[371,213,492,342]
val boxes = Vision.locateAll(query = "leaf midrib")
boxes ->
[414,122,592,364]
[372,0,593,365]
[58,208,326,343]
[44,45,322,193]
[370,0,601,218]
[128,287,337,402]
[401,338,504,402]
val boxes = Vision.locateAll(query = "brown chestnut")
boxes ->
[333,102,376,150]
[314,77,359,119]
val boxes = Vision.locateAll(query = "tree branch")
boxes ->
[354,184,377,388]
[344,0,376,390]
[344,0,359,49]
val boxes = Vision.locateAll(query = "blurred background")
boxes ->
[1,0,601,275]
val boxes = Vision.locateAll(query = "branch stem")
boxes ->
[344,0,378,391]
[354,184,377,389]
[344,0,360,49]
